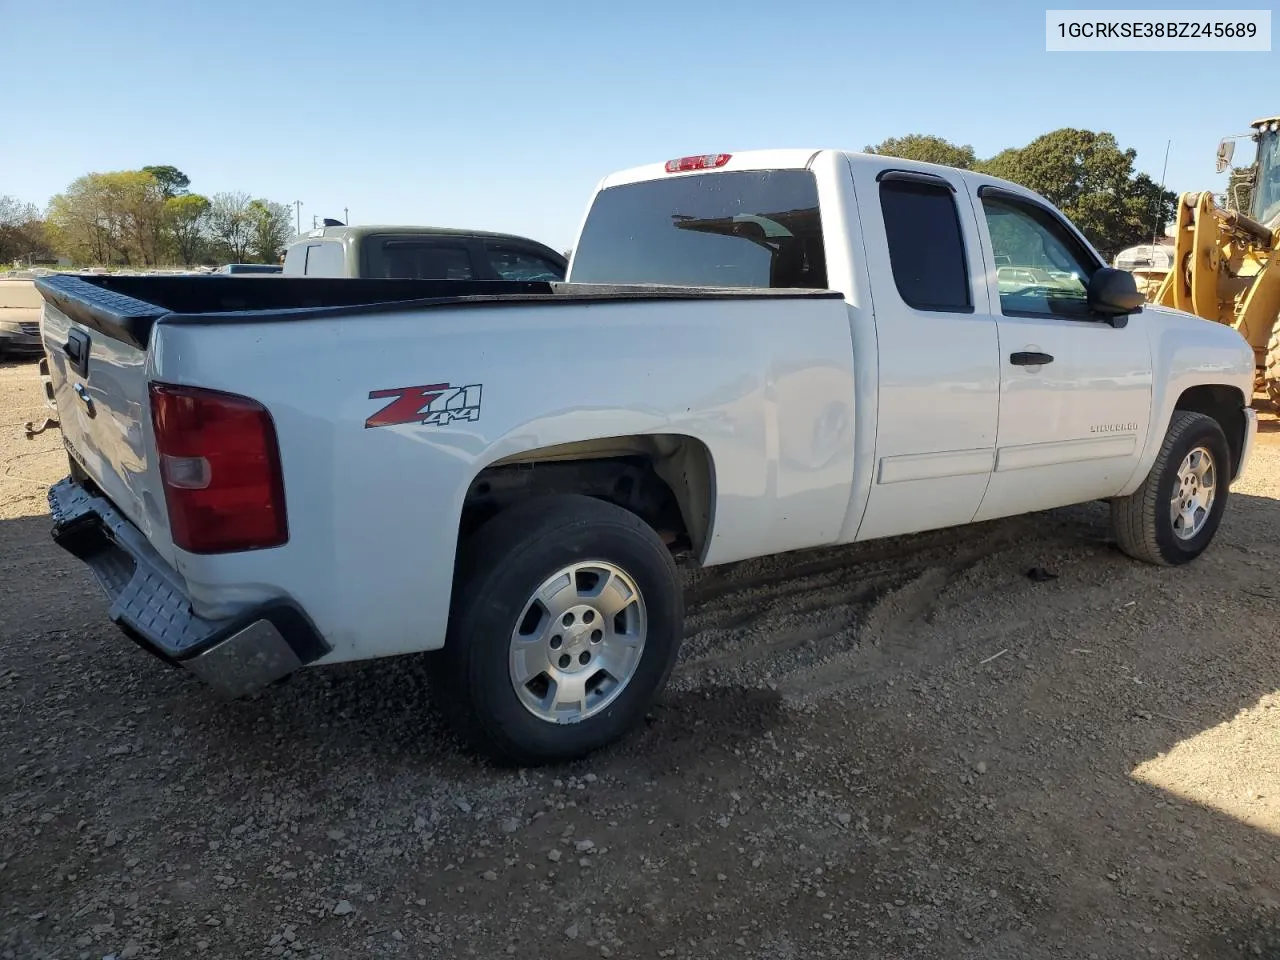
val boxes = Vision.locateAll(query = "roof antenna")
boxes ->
[1149,138,1171,250]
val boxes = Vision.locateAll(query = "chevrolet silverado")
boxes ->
[34,149,1257,764]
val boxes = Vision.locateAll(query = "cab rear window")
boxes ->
[569,170,827,289]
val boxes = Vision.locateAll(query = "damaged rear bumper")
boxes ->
[47,476,329,697]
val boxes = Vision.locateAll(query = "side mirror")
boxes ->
[1087,267,1145,324]
[1216,138,1235,174]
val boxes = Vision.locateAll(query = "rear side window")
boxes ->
[569,170,827,289]
[366,240,475,280]
[878,178,972,313]
[303,242,345,277]
[485,244,564,281]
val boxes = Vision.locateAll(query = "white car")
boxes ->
[0,279,46,359]
[34,148,1256,764]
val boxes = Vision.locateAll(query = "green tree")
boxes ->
[0,196,54,264]
[1127,171,1178,248]
[46,179,110,265]
[247,199,293,263]
[864,134,976,169]
[165,193,211,265]
[142,165,191,200]
[976,128,1176,261]
[40,169,296,267]
[208,191,254,262]
[126,172,168,265]
[47,171,165,265]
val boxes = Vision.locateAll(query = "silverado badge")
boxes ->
[1089,422,1139,434]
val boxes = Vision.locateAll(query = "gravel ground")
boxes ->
[2,355,1279,960]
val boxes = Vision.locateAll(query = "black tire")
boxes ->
[1265,322,1280,409]
[430,494,683,766]
[1110,411,1231,566]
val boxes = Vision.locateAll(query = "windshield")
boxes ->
[569,169,827,289]
[1253,128,1280,226]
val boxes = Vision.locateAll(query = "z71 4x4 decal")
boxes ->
[364,383,483,429]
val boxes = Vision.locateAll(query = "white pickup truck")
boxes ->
[35,149,1256,764]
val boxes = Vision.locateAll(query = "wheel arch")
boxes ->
[1118,380,1250,500]
[1172,383,1248,479]
[457,433,718,564]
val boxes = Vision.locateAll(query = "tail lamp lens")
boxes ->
[149,383,287,554]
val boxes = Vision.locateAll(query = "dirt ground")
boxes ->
[2,356,1279,960]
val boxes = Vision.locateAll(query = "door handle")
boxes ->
[1010,351,1054,366]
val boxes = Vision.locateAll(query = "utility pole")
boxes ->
[293,200,303,235]
[312,215,318,229]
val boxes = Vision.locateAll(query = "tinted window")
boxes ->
[981,194,1097,318]
[485,244,564,281]
[366,240,475,280]
[303,242,345,277]
[879,179,971,312]
[570,170,827,289]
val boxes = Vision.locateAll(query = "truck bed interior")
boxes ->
[35,273,843,349]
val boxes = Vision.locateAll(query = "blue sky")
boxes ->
[2,0,1275,251]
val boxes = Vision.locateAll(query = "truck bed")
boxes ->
[35,274,843,349]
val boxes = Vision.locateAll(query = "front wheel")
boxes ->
[1265,323,1280,410]
[1110,411,1231,566]
[430,494,683,765]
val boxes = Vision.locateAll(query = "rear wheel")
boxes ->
[1265,321,1280,409]
[430,494,683,765]
[1110,411,1230,566]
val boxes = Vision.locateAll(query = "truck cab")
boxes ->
[282,225,567,282]
[1215,115,1280,228]
[1248,116,1280,228]
[568,149,1255,539]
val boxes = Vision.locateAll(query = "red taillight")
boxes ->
[149,383,287,554]
[664,153,732,173]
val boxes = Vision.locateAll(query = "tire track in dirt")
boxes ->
[672,503,1117,698]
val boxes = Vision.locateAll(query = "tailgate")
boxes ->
[36,277,171,555]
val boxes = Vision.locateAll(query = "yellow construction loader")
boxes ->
[1153,115,1280,404]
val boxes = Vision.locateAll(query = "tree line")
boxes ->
[1,130,1194,269]
[863,129,1180,261]
[1,165,293,268]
